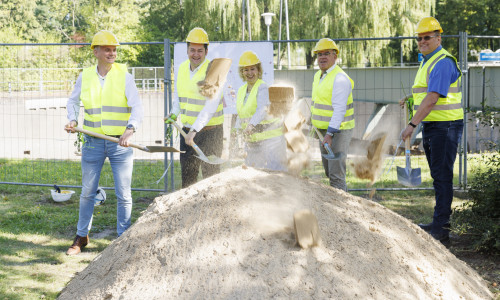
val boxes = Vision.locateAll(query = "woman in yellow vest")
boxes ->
[234,51,287,171]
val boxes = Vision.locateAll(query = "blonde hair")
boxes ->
[238,63,263,81]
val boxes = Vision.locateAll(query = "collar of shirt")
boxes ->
[423,45,443,63]
[320,62,337,81]
[190,59,207,75]
[95,65,107,80]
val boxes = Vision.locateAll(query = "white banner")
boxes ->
[173,42,274,114]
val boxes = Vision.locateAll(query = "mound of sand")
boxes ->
[59,167,492,300]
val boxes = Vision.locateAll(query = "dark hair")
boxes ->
[187,42,208,51]
[434,30,441,36]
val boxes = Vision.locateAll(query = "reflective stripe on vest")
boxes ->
[311,65,355,130]
[81,63,130,135]
[237,79,283,143]
[176,59,224,126]
[412,48,463,121]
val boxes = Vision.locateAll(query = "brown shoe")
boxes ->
[66,235,89,255]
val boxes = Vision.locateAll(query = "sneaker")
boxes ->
[66,235,89,255]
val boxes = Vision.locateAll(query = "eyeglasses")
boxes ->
[317,52,332,57]
[416,35,438,42]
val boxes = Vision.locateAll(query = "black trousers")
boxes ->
[180,125,223,188]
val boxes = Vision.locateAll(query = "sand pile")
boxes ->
[59,167,492,300]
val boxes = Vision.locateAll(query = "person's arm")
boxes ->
[190,93,222,132]
[120,73,144,146]
[323,73,351,146]
[65,73,82,133]
[248,83,269,126]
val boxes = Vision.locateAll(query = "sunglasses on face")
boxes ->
[416,35,438,42]
[317,52,332,57]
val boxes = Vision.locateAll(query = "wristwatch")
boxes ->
[408,122,417,128]
[326,132,334,137]
[126,124,136,132]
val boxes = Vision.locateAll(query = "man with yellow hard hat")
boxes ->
[401,17,463,245]
[64,30,144,255]
[165,28,224,188]
[310,38,355,191]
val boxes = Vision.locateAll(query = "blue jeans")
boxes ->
[77,135,134,237]
[422,120,463,235]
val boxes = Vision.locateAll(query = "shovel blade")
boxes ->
[322,152,345,161]
[192,145,225,165]
[397,166,422,187]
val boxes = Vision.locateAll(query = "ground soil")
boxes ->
[58,167,494,300]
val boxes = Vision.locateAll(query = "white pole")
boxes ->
[241,0,245,41]
[246,0,251,41]
[285,0,290,68]
[278,0,283,69]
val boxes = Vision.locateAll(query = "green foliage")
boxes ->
[453,107,500,253]
[436,0,500,57]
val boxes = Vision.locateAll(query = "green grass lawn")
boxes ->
[0,156,498,299]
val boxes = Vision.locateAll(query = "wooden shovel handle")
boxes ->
[72,127,148,151]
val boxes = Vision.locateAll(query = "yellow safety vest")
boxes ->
[81,63,131,135]
[412,48,463,121]
[237,79,283,143]
[177,59,224,126]
[311,65,355,130]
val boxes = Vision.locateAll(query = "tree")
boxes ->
[436,0,500,56]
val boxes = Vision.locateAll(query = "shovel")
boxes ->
[73,127,183,153]
[171,122,226,165]
[397,102,421,186]
[312,126,345,161]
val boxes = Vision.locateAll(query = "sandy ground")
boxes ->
[58,167,493,300]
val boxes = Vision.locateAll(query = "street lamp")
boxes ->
[261,12,275,41]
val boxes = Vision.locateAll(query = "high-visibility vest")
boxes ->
[311,65,355,130]
[81,63,131,135]
[237,79,283,143]
[412,48,463,121]
[177,59,224,126]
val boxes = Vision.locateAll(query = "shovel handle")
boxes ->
[404,102,411,153]
[72,127,148,152]
[170,122,200,147]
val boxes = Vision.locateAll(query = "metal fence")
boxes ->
[0,35,498,193]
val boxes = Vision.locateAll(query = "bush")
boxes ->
[452,106,500,252]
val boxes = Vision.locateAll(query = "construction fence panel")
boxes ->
[0,35,498,192]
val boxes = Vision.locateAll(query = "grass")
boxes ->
[0,156,498,299]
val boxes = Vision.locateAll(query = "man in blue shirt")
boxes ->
[401,17,464,245]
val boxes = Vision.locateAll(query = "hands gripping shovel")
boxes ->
[397,101,421,187]
[312,126,345,161]
[171,122,226,165]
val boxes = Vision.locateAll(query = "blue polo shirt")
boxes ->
[422,46,461,98]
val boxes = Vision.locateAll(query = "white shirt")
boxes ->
[171,59,222,132]
[319,63,352,130]
[66,65,143,130]
[234,82,270,129]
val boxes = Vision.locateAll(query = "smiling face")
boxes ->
[240,64,261,85]
[187,43,207,69]
[93,45,117,65]
[417,31,441,55]
[316,49,337,71]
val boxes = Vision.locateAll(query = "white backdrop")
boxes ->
[173,42,274,114]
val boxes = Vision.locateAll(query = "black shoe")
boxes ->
[431,232,450,246]
[418,223,432,232]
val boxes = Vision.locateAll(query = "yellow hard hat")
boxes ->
[415,16,443,34]
[239,51,260,67]
[186,27,209,44]
[313,38,339,54]
[90,30,120,49]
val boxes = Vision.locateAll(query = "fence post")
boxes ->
[164,39,174,193]
[458,31,469,188]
